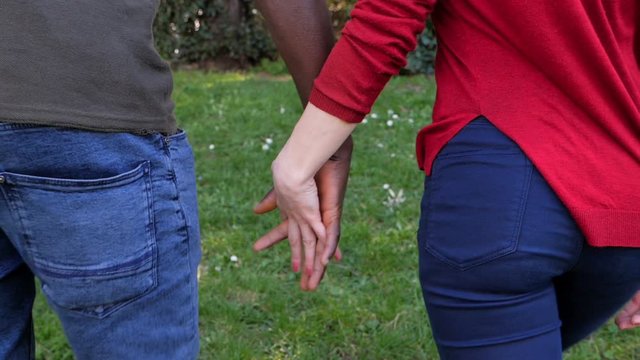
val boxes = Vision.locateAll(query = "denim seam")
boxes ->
[35,253,154,278]
[42,275,158,319]
[437,152,522,160]
[2,185,41,266]
[511,158,534,254]
[464,122,497,128]
[1,161,149,189]
[0,122,44,131]
[0,186,39,268]
[418,175,432,250]
[161,135,198,340]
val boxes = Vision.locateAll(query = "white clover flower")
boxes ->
[265,138,273,145]
[214,266,222,272]
[262,144,270,151]
[230,255,238,262]
[391,153,396,158]
[383,183,390,190]
[384,188,406,208]
[387,109,395,115]
[371,113,379,119]
[208,144,215,151]
[376,143,384,148]
[392,114,399,120]
[408,118,415,124]
[386,120,394,127]
[362,118,368,124]
[279,106,286,114]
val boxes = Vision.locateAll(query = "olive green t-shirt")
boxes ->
[0,1,177,134]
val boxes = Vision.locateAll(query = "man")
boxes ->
[0,2,200,358]
[0,1,346,358]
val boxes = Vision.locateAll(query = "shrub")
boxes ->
[153,0,436,74]
[153,0,275,68]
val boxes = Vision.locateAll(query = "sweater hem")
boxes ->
[570,208,640,247]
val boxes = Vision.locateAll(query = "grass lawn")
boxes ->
[33,71,640,359]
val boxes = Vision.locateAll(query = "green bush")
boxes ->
[153,0,276,67]
[153,0,436,74]
[406,24,437,75]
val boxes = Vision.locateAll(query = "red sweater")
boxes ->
[310,0,640,247]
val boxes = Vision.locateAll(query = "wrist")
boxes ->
[271,154,314,190]
[330,136,354,162]
[273,104,357,187]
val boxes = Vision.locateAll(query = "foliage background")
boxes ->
[153,0,436,73]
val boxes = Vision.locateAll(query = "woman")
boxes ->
[254,0,640,358]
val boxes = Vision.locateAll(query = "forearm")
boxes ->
[273,104,356,185]
[255,0,334,106]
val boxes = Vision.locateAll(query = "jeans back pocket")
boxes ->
[1,161,157,318]
[421,119,533,270]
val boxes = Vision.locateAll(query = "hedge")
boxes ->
[153,0,436,74]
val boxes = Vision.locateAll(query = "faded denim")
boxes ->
[0,123,201,359]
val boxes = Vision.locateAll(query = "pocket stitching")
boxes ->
[41,274,158,319]
[3,162,159,318]
[6,162,157,275]
[424,154,533,270]
[1,161,150,190]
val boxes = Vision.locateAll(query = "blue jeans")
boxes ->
[0,123,201,359]
[418,117,640,359]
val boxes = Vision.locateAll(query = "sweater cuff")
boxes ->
[309,87,367,123]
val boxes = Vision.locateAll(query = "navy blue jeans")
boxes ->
[418,117,640,359]
[0,123,201,359]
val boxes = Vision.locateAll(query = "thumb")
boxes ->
[253,188,277,214]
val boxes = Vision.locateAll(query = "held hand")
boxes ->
[616,290,640,330]
[254,136,353,291]
[273,166,326,281]
[253,103,356,289]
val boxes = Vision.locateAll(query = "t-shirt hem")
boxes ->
[0,106,177,135]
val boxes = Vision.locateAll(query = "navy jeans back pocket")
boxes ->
[1,161,157,318]
[421,119,533,270]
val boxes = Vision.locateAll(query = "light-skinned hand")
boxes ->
[254,137,353,291]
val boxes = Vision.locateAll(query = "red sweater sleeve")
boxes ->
[310,0,437,122]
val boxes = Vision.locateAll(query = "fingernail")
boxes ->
[632,315,640,325]
[292,261,300,273]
